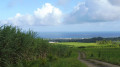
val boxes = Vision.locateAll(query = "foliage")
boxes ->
[0,25,50,67]
[50,48,87,67]
[0,25,75,67]
[48,44,72,58]
[50,37,120,43]
[96,40,112,45]
[49,37,104,43]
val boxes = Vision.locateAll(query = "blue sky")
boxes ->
[0,0,120,32]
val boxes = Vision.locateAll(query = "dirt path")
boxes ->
[78,52,120,67]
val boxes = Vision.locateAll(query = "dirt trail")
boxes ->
[78,52,120,67]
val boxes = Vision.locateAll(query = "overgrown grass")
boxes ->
[0,25,86,67]
[50,48,87,67]
[59,42,120,66]
[0,25,50,67]
[83,47,120,65]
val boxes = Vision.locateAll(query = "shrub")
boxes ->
[0,25,49,67]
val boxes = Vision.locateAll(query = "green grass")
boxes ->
[57,42,97,47]
[14,48,87,67]
[57,42,119,48]
[83,47,120,65]
[50,58,86,67]
[1,25,86,67]
[50,48,87,67]
[57,42,120,65]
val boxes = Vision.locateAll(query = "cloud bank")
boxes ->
[1,0,120,26]
[64,0,120,24]
[1,3,62,26]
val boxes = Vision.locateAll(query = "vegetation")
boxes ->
[0,25,49,67]
[0,25,86,67]
[84,48,120,65]
[49,37,120,43]
[96,40,112,45]
[78,40,120,65]
[59,41,120,66]
[57,42,97,47]
[50,48,87,67]
[49,37,104,43]
[1,25,120,67]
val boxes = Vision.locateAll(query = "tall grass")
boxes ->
[0,25,73,67]
[50,48,87,67]
[83,47,120,65]
[0,25,49,67]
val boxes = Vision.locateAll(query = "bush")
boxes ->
[49,44,72,58]
[0,25,72,67]
[0,25,49,67]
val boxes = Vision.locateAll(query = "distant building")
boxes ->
[49,41,57,43]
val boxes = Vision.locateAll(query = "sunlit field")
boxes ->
[57,42,120,65]
[56,42,97,47]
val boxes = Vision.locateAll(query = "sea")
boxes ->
[38,32,120,39]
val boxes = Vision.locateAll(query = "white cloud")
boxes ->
[1,1,120,26]
[64,0,120,24]
[1,3,62,26]
[34,3,62,25]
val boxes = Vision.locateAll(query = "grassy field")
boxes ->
[57,42,118,47]
[50,48,87,67]
[57,42,97,47]
[84,47,120,65]
[58,42,120,65]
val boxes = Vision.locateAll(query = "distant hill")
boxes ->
[48,37,120,43]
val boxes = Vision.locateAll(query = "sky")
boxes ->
[0,0,120,32]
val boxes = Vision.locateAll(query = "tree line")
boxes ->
[49,37,120,43]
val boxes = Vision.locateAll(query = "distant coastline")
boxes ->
[48,37,120,43]
[38,32,120,39]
